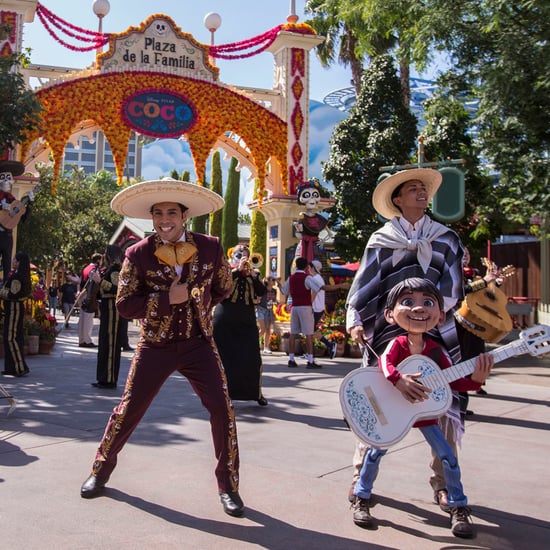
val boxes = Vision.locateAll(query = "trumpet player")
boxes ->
[213,245,269,406]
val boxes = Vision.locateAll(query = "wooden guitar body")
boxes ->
[0,183,40,230]
[455,284,513,343]
[0,199,27,230]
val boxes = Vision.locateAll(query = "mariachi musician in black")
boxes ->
[0,251,32,377]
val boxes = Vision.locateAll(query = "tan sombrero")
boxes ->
[372,168,442,220]
[111,178,224,219]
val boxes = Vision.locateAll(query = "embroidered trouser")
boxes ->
[354,424,467,508]
[3,300,28,375]
[96,298,122,385]
[90,335,239,493]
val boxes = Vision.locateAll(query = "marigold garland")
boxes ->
[22,71,288,206]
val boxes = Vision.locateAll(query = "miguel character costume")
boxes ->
[346,169,466,502]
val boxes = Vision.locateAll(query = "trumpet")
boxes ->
[250,252,264,269]
[241,252,263,275]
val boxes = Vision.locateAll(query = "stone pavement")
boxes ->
[1,316,549,549]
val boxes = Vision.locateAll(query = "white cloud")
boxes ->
[142,139,194,180]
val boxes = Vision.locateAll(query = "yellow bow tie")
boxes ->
[154,242,197,267]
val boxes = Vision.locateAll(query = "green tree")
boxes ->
[221,157,240,251]
[191,174,208,234]
[0,33,42,156]
[209,151,223,238]
[426,0,550,232]
[306,1,435,102]
[18,166,123,271]
[421,71,498,259]
[323,55,417,260]
[305,0,366,95]
[249,178,266,278]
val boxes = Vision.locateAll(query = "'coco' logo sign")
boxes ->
[122,90,196,138]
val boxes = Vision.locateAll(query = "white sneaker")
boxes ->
[263,349,272,355]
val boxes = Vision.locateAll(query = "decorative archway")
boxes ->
[12,6,327,279]
[22,71,288,205]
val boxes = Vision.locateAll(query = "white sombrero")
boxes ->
[111,178,224,219]
[372,168,442,220]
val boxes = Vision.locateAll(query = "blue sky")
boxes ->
[23,0,355,102]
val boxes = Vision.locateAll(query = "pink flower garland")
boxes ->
[209,25,282,60]
[36,2,110,52]
[36,3,316,59]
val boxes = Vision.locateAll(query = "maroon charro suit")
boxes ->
[89,232,240,493]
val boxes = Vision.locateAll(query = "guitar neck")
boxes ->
[442,340,528,384]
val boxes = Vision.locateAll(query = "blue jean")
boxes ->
[354,424,467,508]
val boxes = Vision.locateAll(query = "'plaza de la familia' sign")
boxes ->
[97,15,219,82]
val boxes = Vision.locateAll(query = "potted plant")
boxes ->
[313,338,327,357]
[269,332,280,352]
[23,317,40,354]
[280,332,290,354]
[324,329,347,357]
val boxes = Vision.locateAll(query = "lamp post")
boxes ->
[204,12,221,66]
[92,0,110,47]
[287,0,299,23]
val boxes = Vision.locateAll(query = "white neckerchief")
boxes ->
[368,216,449,273]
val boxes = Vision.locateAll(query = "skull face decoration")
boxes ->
[154,22,168,36]
[293,178,330,263]
[297,178,321,213]
[0,172,14,194]
[228,244,250,269]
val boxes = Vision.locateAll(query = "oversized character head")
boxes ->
[296,178,321,212]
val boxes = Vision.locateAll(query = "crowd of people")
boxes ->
[1,168,501,536]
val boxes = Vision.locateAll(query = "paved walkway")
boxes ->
[1,316,549,549]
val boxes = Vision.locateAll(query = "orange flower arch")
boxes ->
[22,71,288,205]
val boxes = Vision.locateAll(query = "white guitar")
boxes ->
[340,325,550,449]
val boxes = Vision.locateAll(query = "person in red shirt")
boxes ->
[281,256,322,369]
[350,278,494,539]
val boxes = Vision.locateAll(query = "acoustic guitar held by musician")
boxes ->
[0,173,39,231]
[455,257,516,343]
[341,278,550,449]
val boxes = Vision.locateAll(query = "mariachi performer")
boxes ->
[80,178,244,518]
[213,244,268,406]
[91,245,124,389]
[0,160,34,285]
[0,251,32,377]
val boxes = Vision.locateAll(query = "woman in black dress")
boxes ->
[213,245,268,406]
